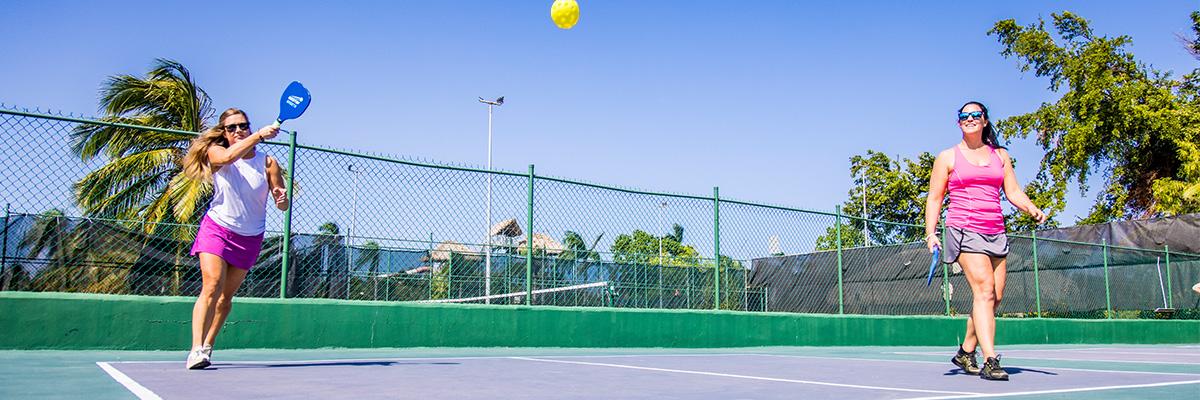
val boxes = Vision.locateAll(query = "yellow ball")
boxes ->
[550,0,579,30]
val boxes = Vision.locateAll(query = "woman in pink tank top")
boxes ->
[924,101,1046,381]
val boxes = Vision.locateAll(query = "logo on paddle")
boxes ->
[286,95,305,108]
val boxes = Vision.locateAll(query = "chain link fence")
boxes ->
[2,107,1197,318]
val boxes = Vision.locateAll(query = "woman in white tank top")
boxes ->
[180,108,290,369]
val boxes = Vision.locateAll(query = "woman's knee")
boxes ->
[974,288,996,303]
[199,279,223,298]
[215,296,234,314]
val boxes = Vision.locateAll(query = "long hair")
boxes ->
[182,108,244,182]
[959,101,1004,149]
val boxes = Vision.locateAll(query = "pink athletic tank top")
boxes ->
[944,146,1005,235]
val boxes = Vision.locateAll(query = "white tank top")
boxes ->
[206,151,269,236]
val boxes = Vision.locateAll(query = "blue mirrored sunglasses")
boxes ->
[957,111,984,121]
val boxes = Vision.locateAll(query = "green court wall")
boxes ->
[1,292,1196,350]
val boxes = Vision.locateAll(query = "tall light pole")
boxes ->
[347,164,361,299]
[479,96,503,303]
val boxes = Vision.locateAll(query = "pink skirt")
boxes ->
[190,215,265,270]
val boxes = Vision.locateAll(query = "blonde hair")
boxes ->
[182,108,245,182]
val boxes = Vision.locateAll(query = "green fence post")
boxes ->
[1032,229,1042,317]
[0,204,8,288]
[1164,245,1172,309]
[835,205,844,315]
[447,252,454,298]
[941,224,951,316]
[713,187,721,310]
[1103,238,1111,319]
[686,269,692,309]
[763,286,769,312]
[280,131,298,299]
[743,270,749,311]
[428,232,434,300]
[658,261,664,309]
[526,165,535,306]
[1,203,9,291]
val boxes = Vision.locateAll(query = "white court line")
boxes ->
[897,379,1200,400]
[103,353,758,362]
[1071,349,1200,356]
[748,353,1200,374]
[96,362,163,400]
[974,347,1200,356]
[750,354,1200,377]
[1023,347,1189,352]
[510,356,980,395]
[889,351,1200,365]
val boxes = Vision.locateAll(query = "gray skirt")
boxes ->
[942,227,1009,264]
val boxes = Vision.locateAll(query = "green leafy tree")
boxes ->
[989,12,1200,222]
[610,229,700,267]
[71,59,215,239]
[1176,12,1200,205]
[815,151,934,249]
[813,222,866,251]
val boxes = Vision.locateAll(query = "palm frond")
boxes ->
[74,149,178,218]
[74,58,214,230]
[165,173,212,225]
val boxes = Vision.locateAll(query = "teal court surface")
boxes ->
[2,345,1197,399]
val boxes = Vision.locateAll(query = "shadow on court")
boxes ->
[942,367,1059,377]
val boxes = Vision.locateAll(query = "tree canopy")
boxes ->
[988,11,1200,222]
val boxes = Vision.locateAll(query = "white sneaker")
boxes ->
[201,344,213,359]
[186,349,210,370]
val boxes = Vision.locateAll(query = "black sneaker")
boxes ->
[979,356,1009,381]
[951,347,980,375]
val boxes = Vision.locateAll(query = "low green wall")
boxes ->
[1,292,1196,350]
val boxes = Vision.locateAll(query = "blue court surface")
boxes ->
[3,345,1197,399]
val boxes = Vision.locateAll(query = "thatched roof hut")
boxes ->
[517,233,566,255]
[490,218,523,238]
[423,240,480,262]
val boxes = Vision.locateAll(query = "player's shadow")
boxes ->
[944,367,1057,376]
[208,361,461,370]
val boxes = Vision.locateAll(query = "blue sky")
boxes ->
[2,0,1197,226]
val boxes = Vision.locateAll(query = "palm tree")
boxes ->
[670,224,684,243]
[561,231,603,262]
[70,59,215,295]
[70,58,215,241]
[19,209,70,265]
[355,241,382,299]
[561,231,604,282]
[19,209,82,291]
[312,222,343,297]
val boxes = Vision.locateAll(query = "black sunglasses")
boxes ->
[222,122,251,133]
[957,111,984,121]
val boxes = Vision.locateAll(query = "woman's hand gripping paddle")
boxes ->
[926,245,940,286]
